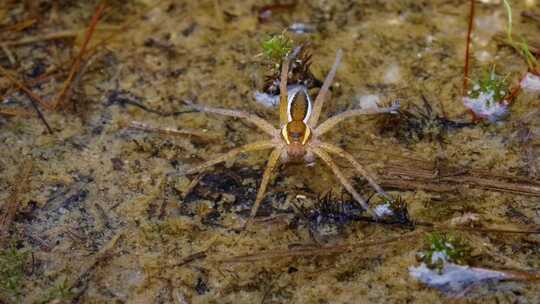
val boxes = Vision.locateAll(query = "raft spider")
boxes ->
[186,48,399,227]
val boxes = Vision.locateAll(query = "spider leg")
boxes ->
[279,52,291,127]
[316,141,391,200]
[315,101,400,136]
[309,146,374,216]
[308,49,343,129]
[244,147,283,228]
[184,140,275,175]
[279,46,302,126]
[189,103,278,137]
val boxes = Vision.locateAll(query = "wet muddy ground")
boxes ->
[1,0,540,303]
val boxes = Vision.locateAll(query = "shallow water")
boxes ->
[1,0,539,303]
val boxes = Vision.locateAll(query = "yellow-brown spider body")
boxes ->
[281,86,312,161]
[187,48,399,228]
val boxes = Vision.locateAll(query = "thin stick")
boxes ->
[0,65,54,133]
[173,251,207,267]
[0,44,16,65]
[181,173,204,199]
[53,3,106,109]
[0,108,33,117]
[2,30,79,47]
[0,18,37,33]
[463,0,475,95]
[380,162,540,197]
[0,65,49,109]
[522,11,540,23]
[220,232,418,263]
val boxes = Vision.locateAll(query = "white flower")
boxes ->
[463,91,508,122]
[520,73,540,92]
[373,203,394,218]
[409,263,510,294]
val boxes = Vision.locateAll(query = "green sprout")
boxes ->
[468,67,509,106]
[416,233,472,273]
[0,245,29,301]
[517,38,539,72]
[39,278,74,304]
[502,0,512,43]
[501,0,538,72]
[262,33,293,64]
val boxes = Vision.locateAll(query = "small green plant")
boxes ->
[517,38,539,72]
[501,0,538,72]
[416,233,472,273]
[39,278,74,304]
[0,245,29,301]
[262,33,293,64]
[502,0,512,42]
[468,67,509,105]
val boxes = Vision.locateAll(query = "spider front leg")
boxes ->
[184,140,275,175]
[189,103,278,137]
[309,146,374,217]
[316,141,391,200]
[308,49,343,128]
[244,147,283,229]
[315,101,400,136]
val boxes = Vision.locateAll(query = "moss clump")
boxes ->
[262,33,293,64]
[416,233,471,273]
[0,245,28,301]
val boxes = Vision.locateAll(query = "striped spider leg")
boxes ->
[186,48,399,227]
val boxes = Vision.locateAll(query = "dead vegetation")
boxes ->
[0,0,539,303]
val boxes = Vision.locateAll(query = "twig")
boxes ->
[0,108,33,117]
[348,215,539,235]
[219,232,419,263]
[0,160,32,243]
[412,220,540,235]
[181,173,205,199]
[463,0,475,95]
[522,11,540,23]
[0,18,37,33]
[2,30,78,47]
[0,44,16,65]
[0,65,54,133]
[53,3,106,110]
[69,51,103,112]
[173,251,207,267]
[69,230,124,303]
[379,162,540,197]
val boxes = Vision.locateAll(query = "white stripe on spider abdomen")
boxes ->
[286,85,312,123]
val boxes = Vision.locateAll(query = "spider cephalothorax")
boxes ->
[186,48,399,228]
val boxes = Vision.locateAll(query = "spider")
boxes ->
[185,48,399,228]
